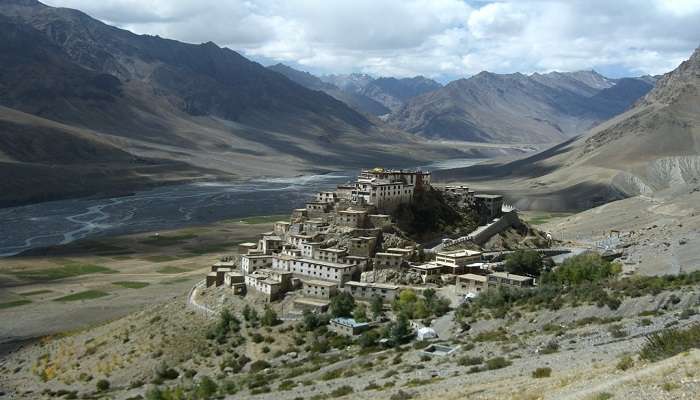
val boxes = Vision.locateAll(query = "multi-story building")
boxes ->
[241,254,273,275]
[300,279,338,299]
[435,249,482,274]
[348,236,377,257]
[315,248,347,263]
[288,258,357,285]
[374,252,405,269]
[487,271,534,288]
[244,269,293,301]
[455,273,488,296]
[344,281,399,302]
[474,194,504,224]
[336,209,368,228]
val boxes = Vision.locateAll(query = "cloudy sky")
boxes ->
[44,0,700,82]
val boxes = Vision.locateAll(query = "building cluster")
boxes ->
[203,168,531,335]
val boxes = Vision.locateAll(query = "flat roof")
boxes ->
[387,248,413,253]
[437,249,482,257]
[345,281,399,290]
[294,297,330,306]
[239,242,258,247]
[375,252,403,257]
[295,258,356,269]
[241,254,273,259]
[262,235,282,241]
[274,221,290,225]
[301,279,338,287]
[368,214,391,218]
[338,209,368,214]
[319,248,347,253]
[411,263,443,270]
[474,194,503,199]
[457,273,488,282]
[489,271,533,281]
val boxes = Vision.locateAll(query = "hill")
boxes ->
[435,46,700,211]
[389,70,653,144]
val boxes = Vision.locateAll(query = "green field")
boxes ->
[0,299,32,309]
[19,290,53,296]
[239,215,288,225]
[113,281,150,289]
[53,290,110,302]
[9,263,116,282]
[156,266,189,274]
[522,212,574,225]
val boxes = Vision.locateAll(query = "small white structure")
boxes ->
[416,327,438,341]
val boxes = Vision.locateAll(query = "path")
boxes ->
[186,280,216,318]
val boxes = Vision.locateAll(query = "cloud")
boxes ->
[43,0,700,81]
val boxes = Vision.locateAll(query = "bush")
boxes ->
[540,341,560,354]
[532,367,551,378]
[639,323,700,362]
[458,356,483,366]
[485,357,511,370]
[195,376,218,399]
[249,360,271,373]
[542,252,620,286]
[330,292,356,318]
[616,355,634,371]
[505,250,544,276]
[330,385,354,397]
[96,379,110,392]
[608,324,628,339]
[155,363,179,381]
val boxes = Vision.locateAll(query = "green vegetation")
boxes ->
[522,212,572,225]
[155,266,189,274]
[505,250,544,276]
[96,379,110,392]
[0,299,32,309]
[239,215,289,224]
[53,290,110,302]
[329,385,354,397]
[458,356,483,366]
[19,290,52,296]
[639,324,700,362]
[591,393,614,400]
[616,355,634,371]
[146,256,182,263]
[261,305,281,326]
[9,263,115,282]
[392,288,450,320]
[113,281,150,289]
[455,252,626,322]
[532,367,552,378]
[207,309,241,344]
[485,357,512,370]
[330,292,356,318]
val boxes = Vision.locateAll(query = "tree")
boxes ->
[391,312,411,345]
[505,250,544,276]
[414,298,430,319]
[353,303,368,322]
[261,305,280,327]
[393,289,418,318]
[423,288,436,306]
[330,292,356,318]
[302,309,320,331]
[370,295,384,319]
[96,379,110,392]
[358,330,380,348]
[195,376,218,399]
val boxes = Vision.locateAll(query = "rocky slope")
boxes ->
[390,70,653,143]
[435,46,700,211]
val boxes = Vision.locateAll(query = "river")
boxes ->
[0,159,485,257]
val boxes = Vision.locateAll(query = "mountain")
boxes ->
[0,0,472,206]
[267,63,390,116]
[389,70,653,144]
[320,73,442,113]
[436,47,700,211]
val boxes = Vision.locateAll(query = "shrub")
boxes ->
[330,293,356,318]
[458,356,483,366]
[640,323,700,362]
[249,360,271,373]
[96,379,110,392]
[616,355,634,371]
[505,250,544,276]
[330,385,354,397]
[195,376,218,399]
[485,357,511,370]
[532,367,551,378]
[608,324,628,339]
[540,341,560,354]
